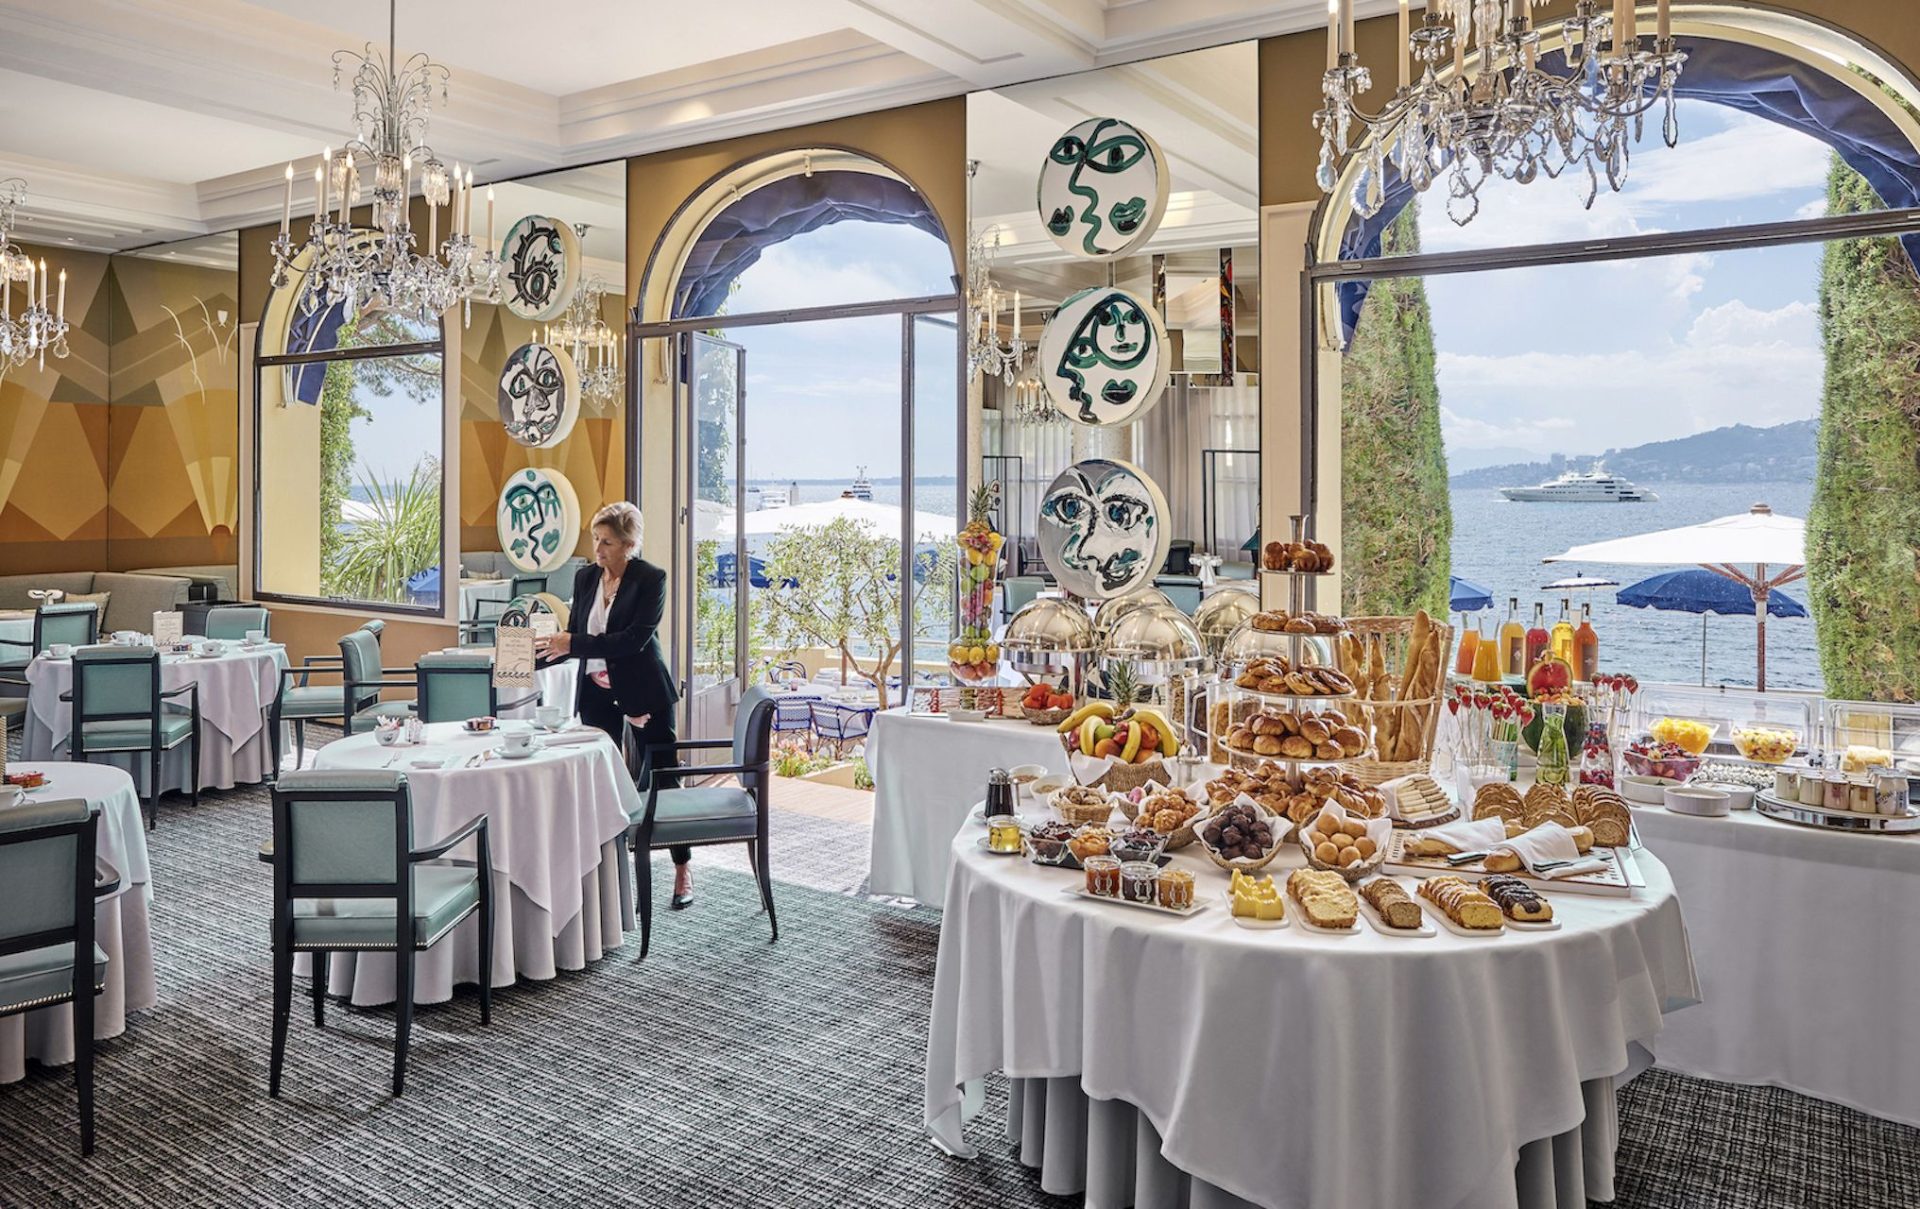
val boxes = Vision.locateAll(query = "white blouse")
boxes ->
[585,577,613,681]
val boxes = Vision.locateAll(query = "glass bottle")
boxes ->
[1574,603,1600,682]
[1499,597,1526,678]
[1536,702,1571,786]
[1550,598,1575,664]
[1471,618,1502,683]
[1524,603,1550,674]
[1454,621,1480,676]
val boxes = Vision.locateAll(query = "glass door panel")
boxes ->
[681,331,746,748]
[907,312,961,687]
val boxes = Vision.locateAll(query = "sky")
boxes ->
[1414,100,1841,468]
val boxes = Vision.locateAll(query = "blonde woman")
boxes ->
[534,501,694,908]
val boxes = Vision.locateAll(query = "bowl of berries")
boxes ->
[1623,738,1702,783]
[1020,681,1076,726]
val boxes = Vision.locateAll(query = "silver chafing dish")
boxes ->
[1002,596,1097,697]
[1192,584,1259,665]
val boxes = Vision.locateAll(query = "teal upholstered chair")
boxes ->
[631,684,778,959]
[413,652,538,723]
[203,605,269,641]
[269,628,415,776]
[1001,576,1046,624]
[268,769,493,1098]
[64,648,199,831]
[0,603,101,674]
[0,798,105,1153]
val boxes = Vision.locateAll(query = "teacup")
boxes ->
[502,730,536,755]
[244,629,266,645]
[535,704,565,729]
[374,726,402,747]
[47,643,71,659]
[0,785,24,809]
[201,639,226,656]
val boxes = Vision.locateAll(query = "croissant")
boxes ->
[1255,735,1285,756]
[1300,716,1332,744]
[1281,735,1314,759]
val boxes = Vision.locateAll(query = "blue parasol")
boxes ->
[1449,575,1495,612]
[1617,568,1806,685]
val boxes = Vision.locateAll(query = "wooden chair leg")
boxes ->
[755,834,778,942]
[635,831,654,961]
[75,969,95,1156]
[477,883,494,1027]
[269,941,292,1097]
[269,707,282,781]
[392,948,414,1097]
[147,749,160,831]
[190,720,201,807]
[293,721,305,770]
[311,951,328,1028]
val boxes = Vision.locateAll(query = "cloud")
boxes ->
[1613,111,1832,205]
[1685,298,1817,348]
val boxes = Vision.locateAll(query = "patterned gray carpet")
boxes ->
[3,742,1918,1207]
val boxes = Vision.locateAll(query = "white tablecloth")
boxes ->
[1631,803,1920,1126]
[926,831,1698,1209]
[867,709,1069,904]
[459,577,511,621]
[307,720,636,1005]
[1,762,154,1083]
[23,644,290,793]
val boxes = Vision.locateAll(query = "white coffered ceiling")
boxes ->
[0,0,1346,253]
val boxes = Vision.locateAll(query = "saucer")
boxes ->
[494,743,540,760]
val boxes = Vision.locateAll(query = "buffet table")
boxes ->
[1629,803,1920,1126]
[926,828,1698,1209]
[308,720,636,1004]
[0,762,154,1083]
[22,643,290,793]
[867,708,1067,904]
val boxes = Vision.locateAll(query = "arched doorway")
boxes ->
[633,149,961,742]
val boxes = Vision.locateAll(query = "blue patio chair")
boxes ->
[0,797,104,1154]
[268,769,493,1098]
[809,701,876,759]
[772,691,821,739]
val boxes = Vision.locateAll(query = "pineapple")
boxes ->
[963,481,998,539]
[1104,660,1141,714]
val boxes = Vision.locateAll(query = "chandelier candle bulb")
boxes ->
[487,186,495,246]
[1342,0,1355,60]
[1399,0,1410,89]
[1328,0,1339,69]
[1013,291,1020,343]
[38,259,46,308]
[56,270,64,322]
[321,147,331,219]
[1657,0,1670,41]
[464,170,474,239]
[282,163,293,236]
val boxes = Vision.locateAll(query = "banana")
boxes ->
[1130,708,1180,758]
[1079,715,1102,755]
[1055,700,1115,734]
[1119,722,1143,763]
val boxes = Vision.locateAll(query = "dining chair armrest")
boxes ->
[651,738,730,755]
[411,814,488,861]
[94,856,122,899]
[159,682,200,702]
[0,637,29,654]
[281,663,342,685]
[499,690,540,714]
[58,690,73,702]
[662,761,763,779]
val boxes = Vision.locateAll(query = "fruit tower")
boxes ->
[948,482,1002,684]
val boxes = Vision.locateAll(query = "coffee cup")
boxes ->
[503,730,535,755]
[202,639,225,656]
[47,643,71,659]
[535,704,565,729]
[245,629,266,644]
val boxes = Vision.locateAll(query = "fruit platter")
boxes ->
[948,483,1003,685]
[1019,679,1077,726]
[1058,663,1184,793]
[1623,738,1702,782]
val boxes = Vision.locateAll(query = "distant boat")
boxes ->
[1500,469,1658,502]
[753,486,790,509]
[847,466,874,501]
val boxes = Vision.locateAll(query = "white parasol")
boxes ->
[1544,503,1805,690]
[737,496,956,542]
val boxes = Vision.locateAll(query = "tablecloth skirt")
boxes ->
[0,888,156,1083]
[1004,1073,1625,1209]
[22,712,273,796]
[299,838,633,1006]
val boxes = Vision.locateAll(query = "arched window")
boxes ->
[254,244,447,613]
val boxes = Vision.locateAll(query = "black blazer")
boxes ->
[560,558,678,719]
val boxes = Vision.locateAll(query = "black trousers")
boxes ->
[579,677,690,866]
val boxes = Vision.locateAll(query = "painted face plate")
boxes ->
[497,342,581,448]
[500,215,581,321]
[495,466,581,573]
[1037,458,1172,601]
[1038,286,1170,427]
[1036,117,1170,261]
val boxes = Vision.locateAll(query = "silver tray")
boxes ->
[1754,790,1920,833]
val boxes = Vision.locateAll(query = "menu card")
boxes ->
[152,611,184,645]
[494,625,535,691]
[530,611,558,639]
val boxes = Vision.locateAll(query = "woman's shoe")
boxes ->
[671,866,694,910]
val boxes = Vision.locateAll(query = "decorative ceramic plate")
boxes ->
[1037,285,1170,427]
[495,467,581,574]
[1037,458,1172,602]
[497,342,582,448]
[1036,117,1170,261]
[499,215,581,321]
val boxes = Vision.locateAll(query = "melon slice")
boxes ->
[1526,655,1574,697]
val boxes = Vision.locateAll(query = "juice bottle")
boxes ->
[1454,622,1480,676]
[1523,603,1549,673]
[1471,618,1503,683]
[1550,598,1575,664]
[1574,603,1600,682]
[1499,597,1526,677]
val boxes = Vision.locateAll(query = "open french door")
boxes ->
[673,330,747,748]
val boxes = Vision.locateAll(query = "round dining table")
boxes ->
[22,642,290,793]
[306,719,638,1005]
[925,824,1699,1209]
[0,761,154,1084]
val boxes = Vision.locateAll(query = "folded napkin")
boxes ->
[1491,822,1608,879]
[1417,815,1509,853]
[540,728,604,748]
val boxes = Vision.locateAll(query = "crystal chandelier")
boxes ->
[1010,368,1063,425]
[1315,0,1686,226]
[0,179,69,372]
[270,0,498,326]
[547,259,621,405]
[965,160,1028,384]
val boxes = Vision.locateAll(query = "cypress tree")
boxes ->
[1808,156,1920,702]
[1341,199,1451,618]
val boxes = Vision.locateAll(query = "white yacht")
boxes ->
[846,466,875,501]
[753,485,791,509]
[1499,469,1659,502]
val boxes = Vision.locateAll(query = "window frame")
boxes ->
[251,327,452,619]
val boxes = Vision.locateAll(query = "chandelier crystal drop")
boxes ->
[965,160,1029,385]
[1010,369,1063,425]
[1314,0,1687,226]
[0,179,69,372]
[549,264,621,405]
[270,0,499,326]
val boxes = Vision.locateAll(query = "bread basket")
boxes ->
[1114,783,1204,850]
[1194,796,1288,872]
[1092,754,1171,796]
[1023,704,1074,727]
[1049,784,1118,827]
[1297,802,1392,882]
[1337,615,1452,785]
